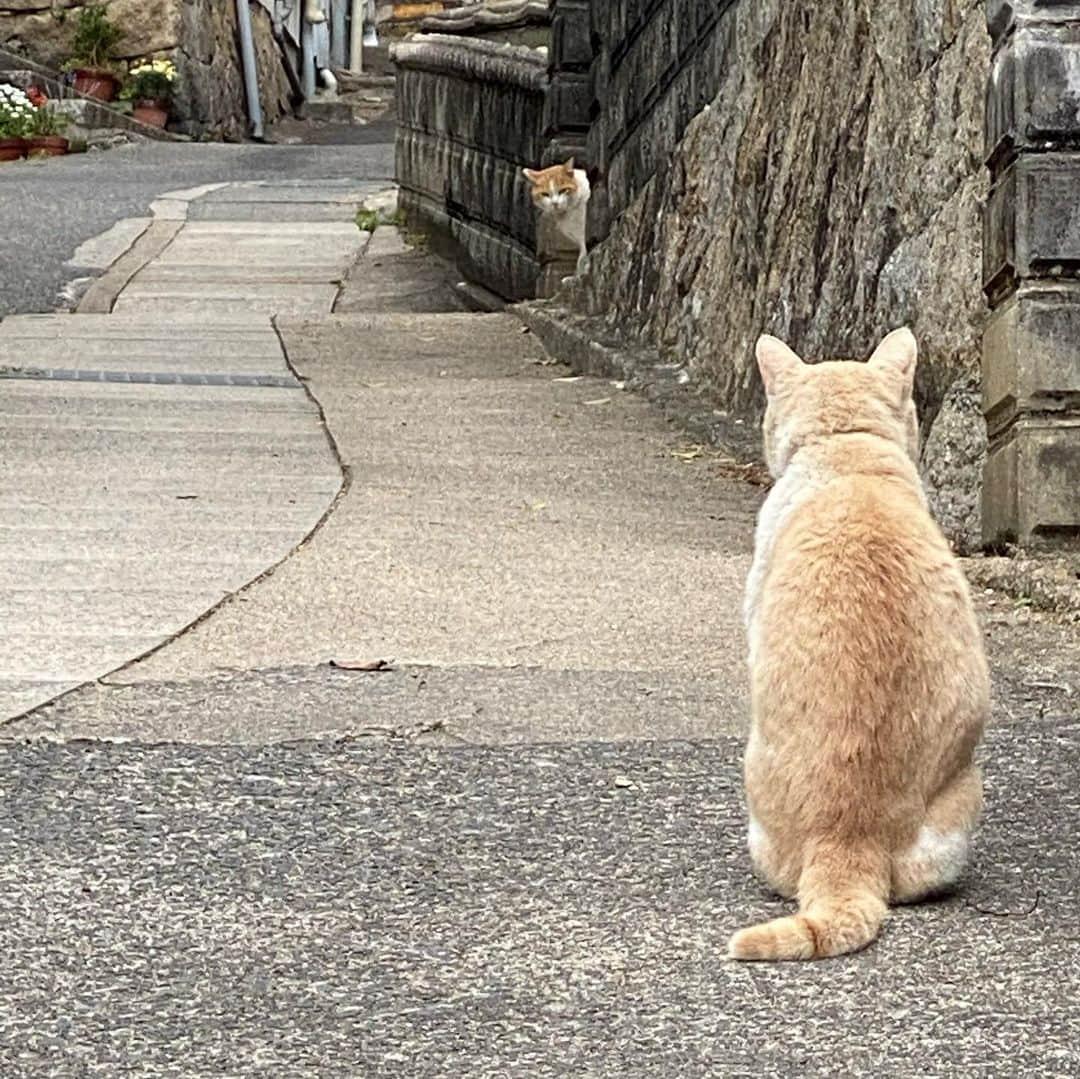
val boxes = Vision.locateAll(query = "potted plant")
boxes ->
[61,5,125,102]
[120,58,177,128]
[0,83,33,161]
[25,94,70,157]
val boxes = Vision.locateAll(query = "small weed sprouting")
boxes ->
[356,207,407,233]
[355,209,380,232]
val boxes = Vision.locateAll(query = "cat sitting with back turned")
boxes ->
[730,328,989,962]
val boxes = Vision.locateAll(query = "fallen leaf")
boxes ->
[584,397,611,406]
[526,499,549,512]
[330,658,395,672]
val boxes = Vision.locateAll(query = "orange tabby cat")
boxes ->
[730,328,989,961]
[522,158,590,271]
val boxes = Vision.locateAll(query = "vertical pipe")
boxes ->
[349,0,364,73]
[331,0,347,69]
[363,0,377,46]
[301,18,317,100]
[235,0,264,139]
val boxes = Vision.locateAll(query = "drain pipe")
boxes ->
[331,0,347,69]
[236,0,264,139]
[302,0,327,101]
[349,0,364,73]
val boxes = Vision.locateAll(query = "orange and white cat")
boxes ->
[522,158,590,272]
[731,328,989,961]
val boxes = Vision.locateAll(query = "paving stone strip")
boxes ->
[0,179,385,720]
[0,366,300,388]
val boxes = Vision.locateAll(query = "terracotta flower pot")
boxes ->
[26,135,69,158]
[0,136,26,162]
[73,69,120,102]
[133,99,168,128]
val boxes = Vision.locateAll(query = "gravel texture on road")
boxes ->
[0,726,1075,1077]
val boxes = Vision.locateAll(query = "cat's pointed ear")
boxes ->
[563,157,575,172]
[755,335,803,395]
[522,167,539,183]
[868,327,917,394]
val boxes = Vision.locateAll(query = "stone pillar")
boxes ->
[543,0,592,168]
[543,0,599,275]
[983,1,1080,548]
[535,213,580,298]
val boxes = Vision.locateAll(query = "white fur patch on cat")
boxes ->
[903,825,970,886]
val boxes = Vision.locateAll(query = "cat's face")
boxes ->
[523,159,580,213]
[756,329,920,477]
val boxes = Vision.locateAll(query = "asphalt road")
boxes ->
[0,135,394,318]
[0,726,1076,1077]
[2,134,1077,1077]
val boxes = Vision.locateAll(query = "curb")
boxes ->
[76,219,182,313]
[518,302,1080,621]
[71,183,229,313]
[515,298,763,462]
[964,554,1080,621]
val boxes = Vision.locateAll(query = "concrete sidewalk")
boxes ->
[1,176,1078,1076]
[0,178,386,719]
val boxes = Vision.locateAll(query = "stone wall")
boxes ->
[394,34,549,300]
[585,0,734,243]
[172,1,292,139]
[0,0,292,139]
[558,0,991,551]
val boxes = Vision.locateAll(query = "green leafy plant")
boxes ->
[355,206,406,233]
[62,5,124,73]
[120,59,177,103]
[26,104,69,137]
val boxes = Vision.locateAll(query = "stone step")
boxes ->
[0,313,277,336]
[184,201,363,224]
[362,43,396,76]
[298,98,364,124]
[112,286,341,318]
[0,312,290,377]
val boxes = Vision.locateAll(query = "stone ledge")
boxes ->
[987,0,1080,46]
[983,152,1080,303]
[0,45,51,77]
[420,0,550,33]
[965,553,1080,619]
[391,33,547,90]
[399,187,540,301]
[985,24,1080,172]
[983,417,1080,547]
[982,285,1080,428]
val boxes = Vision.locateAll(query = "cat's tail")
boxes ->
[727,838,890,961]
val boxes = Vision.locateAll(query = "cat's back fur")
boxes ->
[731,329,989,962]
